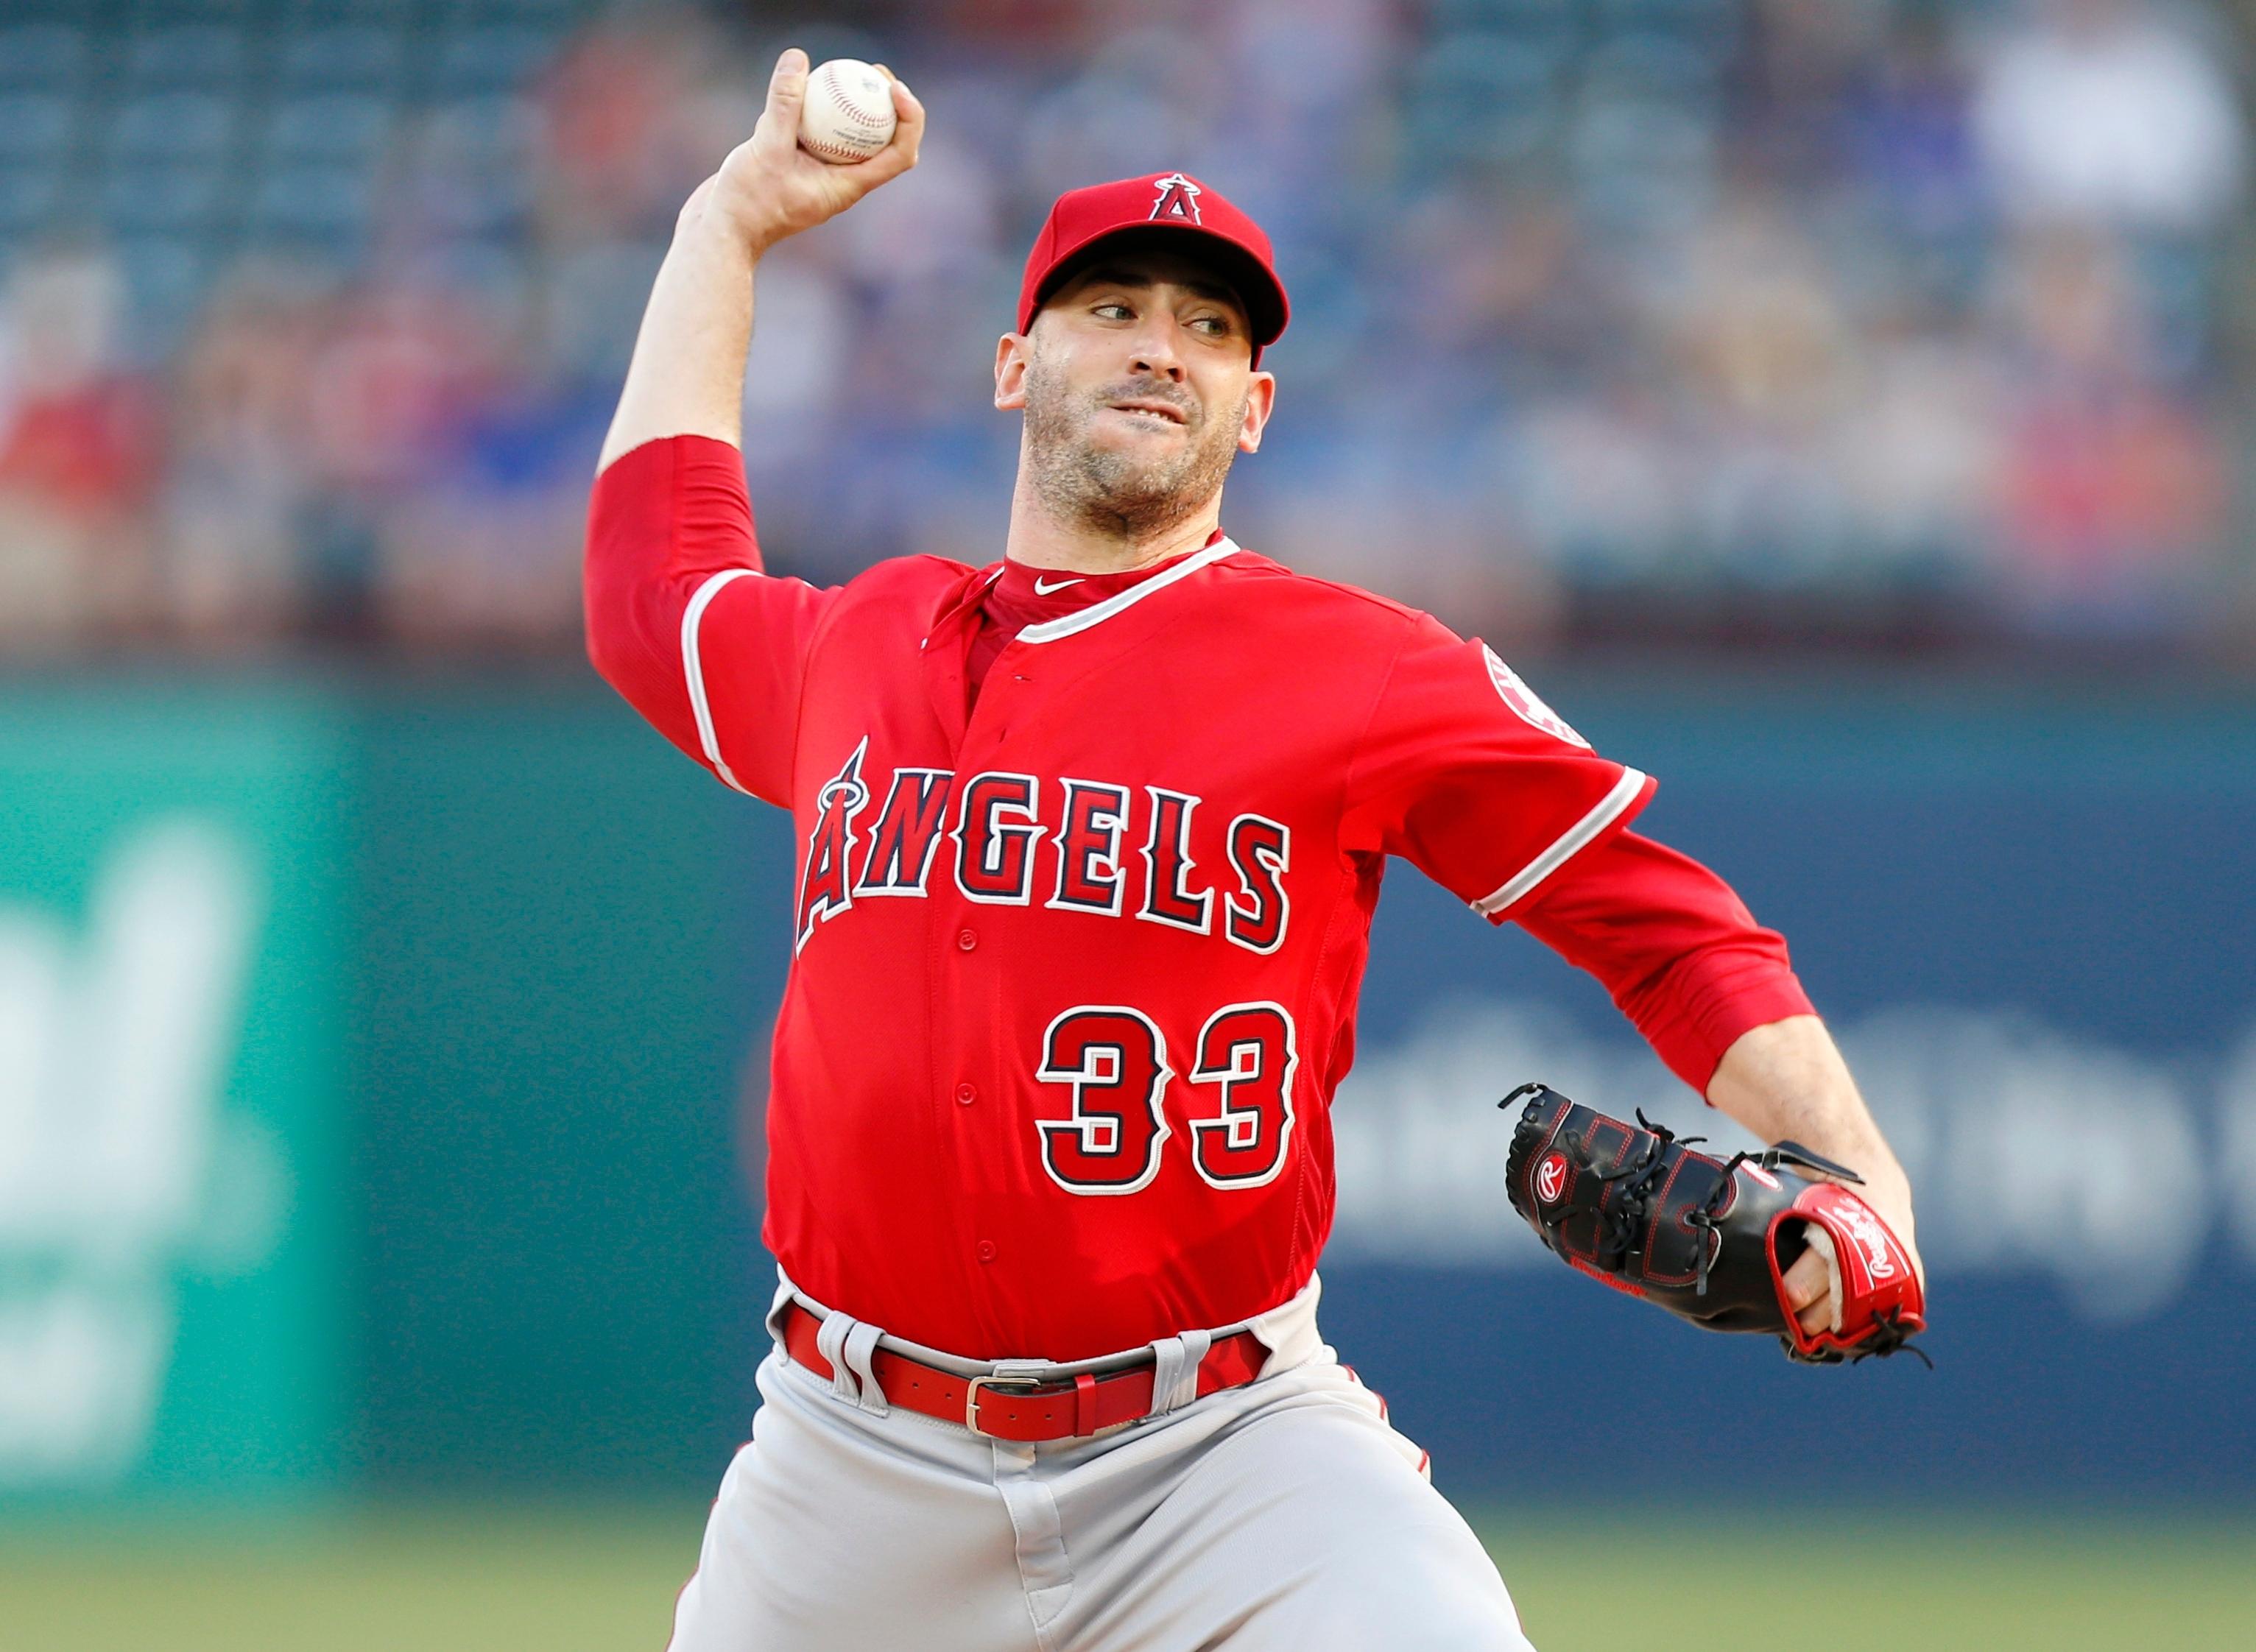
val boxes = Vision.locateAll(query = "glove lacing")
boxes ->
[1583,1109,1705,1277]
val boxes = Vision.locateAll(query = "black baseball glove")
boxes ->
[1501,1082,1927,1364]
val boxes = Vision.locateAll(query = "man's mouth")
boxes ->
[1105,398,1189,427]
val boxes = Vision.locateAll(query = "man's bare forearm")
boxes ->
[1706,1014,1916,1249]
[594,49,923,475]
[598,197,759,471]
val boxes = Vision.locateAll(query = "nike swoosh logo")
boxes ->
[1032,575,1085,596]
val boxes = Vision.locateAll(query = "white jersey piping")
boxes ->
[1015,537,1240,645]
[682,568,757,795]
[1470,766,1649,917]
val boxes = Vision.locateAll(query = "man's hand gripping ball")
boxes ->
[1501,1083,1928,1364]
[691,48,925,258]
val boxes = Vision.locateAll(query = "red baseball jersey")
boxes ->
[591,436,1656,1360]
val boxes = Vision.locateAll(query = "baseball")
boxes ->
[797,58,897,165]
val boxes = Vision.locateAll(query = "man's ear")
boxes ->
[1238,370,1277,453]
[995,332,1031,411]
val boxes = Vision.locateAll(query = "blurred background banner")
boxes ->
[0,0,2252,1548]
[0,688,350,1501]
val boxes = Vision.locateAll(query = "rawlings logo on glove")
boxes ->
[1500,1083,1928,1365]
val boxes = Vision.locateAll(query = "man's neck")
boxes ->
[1001,469,1223,576]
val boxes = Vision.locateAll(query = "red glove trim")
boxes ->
[1766,1183,1926,1360]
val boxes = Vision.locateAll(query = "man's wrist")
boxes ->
[699,176,794,261]
[665,174,767,264]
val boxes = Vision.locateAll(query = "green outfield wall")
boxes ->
[0,677,761,1507]
[350,682,761,1490]
[4,670,2252,1509]
[0,687,355,1501]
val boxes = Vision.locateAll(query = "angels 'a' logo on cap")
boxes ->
[1149,172,1203,225]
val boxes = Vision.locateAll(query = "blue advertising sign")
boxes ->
[1319,682,2256,1502]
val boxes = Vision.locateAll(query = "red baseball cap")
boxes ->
[1018,172,1290,364]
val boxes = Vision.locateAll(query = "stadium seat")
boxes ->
[0,164,61,233]
[124,25,249,89]
[110,93,236,164]
[278,27,406,91]
[1593,0,1732,27]
[247,160,376,250]
[1583,32,1724,100]
[412,97,537,235]
[133,0,259,21]
[1408,36,1570,166]
[100,163,230,233]
[1569,96,1716,230]
[1429,0,1583,51]
[0,95,75,163]
[276,0,423,22]
[265,95,395,166]
[430,0,582,21]
[0,24,88,91]
[115,232,213,347]
[430,27,558,97]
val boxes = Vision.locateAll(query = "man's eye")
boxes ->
[1190,316,1228,335]
[1094,303,1132,320]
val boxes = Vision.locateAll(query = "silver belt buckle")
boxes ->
[963,1371,1047,1435]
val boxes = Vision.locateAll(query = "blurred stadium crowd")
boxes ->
[0,0,2247,659]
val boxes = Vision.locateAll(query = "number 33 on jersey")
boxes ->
[610,438,1655,1361]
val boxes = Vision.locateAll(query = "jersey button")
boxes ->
[955,1081,977,1106]
[956,928,978,952]
[976,1240,998,1263]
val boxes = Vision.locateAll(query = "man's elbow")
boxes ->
[582,569,623,690]
[581,564,662,705]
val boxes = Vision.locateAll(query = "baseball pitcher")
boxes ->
[585,51,1925,1651]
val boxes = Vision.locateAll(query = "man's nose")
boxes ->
[1128,317,1187,381]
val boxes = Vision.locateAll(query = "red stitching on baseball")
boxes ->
[826,77,889,131]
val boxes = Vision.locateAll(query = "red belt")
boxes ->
[779,1302,1269,1442]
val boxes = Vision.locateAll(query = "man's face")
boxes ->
[995,246,1276,542]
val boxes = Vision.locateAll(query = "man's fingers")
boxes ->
[1780,1246,1833,1338]
[890,80,927,164]
[770,46,810,104]
[753,46,810,152]
[1780,1246,1827,1307]
[842,78,926,191]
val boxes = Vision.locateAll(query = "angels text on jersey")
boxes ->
[795,737,1290,957]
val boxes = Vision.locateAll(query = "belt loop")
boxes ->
[815,1311,866,1406]
[839,1320,888,1417]
[1073,1372,1097,1438]
[764,1274,796,1346]
[1144,1328,1212,1418]
[843,1318,884,1417]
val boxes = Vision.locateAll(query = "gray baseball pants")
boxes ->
[664,1275,1534,1651]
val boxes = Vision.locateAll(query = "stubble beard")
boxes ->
[1022,356,1245,544]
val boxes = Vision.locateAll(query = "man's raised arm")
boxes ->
[583,51,922,804]
[599,49,923,469]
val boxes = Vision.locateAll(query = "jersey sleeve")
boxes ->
[1339,613,1655,920]
[1518,829,1817,1092]
[584,434,839,808]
